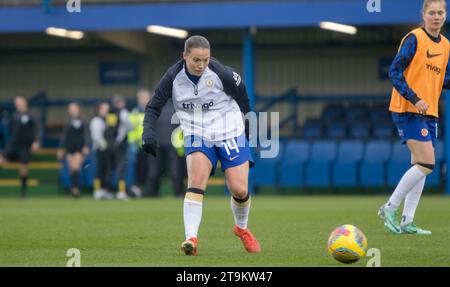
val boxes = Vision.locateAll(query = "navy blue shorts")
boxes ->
[392,112,438,147]
[184,133,254,175]
[2,145,31,164]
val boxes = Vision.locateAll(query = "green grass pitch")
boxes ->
[0,195,449,266]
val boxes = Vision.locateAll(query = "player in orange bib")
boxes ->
[379,0,450,235]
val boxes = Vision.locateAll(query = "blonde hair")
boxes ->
[421,0,446,26]
[422,0,446,14]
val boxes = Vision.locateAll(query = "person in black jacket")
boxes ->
[57,102,89,198]
[0,96,39,198]
[134,89,184,197]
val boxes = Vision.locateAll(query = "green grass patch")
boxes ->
[0,195,449,266]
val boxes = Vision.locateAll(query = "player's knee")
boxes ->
[230,187,248,200]
[231,191,250,207]
[416,162,435,175]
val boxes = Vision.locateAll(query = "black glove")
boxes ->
[142,138,160,157]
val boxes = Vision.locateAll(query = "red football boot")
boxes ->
[233,226,261,253]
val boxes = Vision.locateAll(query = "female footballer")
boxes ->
[379,0,450,235]
[57,102,90,198]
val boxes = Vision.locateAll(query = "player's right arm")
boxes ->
[142,72,173,156]
[389,34,424,108]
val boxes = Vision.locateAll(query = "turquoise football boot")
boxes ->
[400,222,432,235]
[378,205,401,234]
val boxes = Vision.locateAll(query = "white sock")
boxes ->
[183,198,203,240]
[231,196,251,229]
[386,165,426,211]
[401,177,425,226]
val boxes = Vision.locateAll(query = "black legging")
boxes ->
[137,146,185,197]
[112,143,127,183]
[96,149,110,190]
[96,143,127,191]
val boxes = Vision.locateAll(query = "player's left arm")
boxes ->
[231,76,251,140]
[223,70,251,115]
[230,71,251,140]
[209,59,251,115]
[216,64,251,139]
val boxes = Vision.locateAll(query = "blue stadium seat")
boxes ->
[305,141,337,187]
[427,140,443,187]
[360,140,392,187]
[332,140,364,186]
[279,140,310,187]
[345,104,368,123]
[348,120,371,140]
[372,121,395,139]
[302,119,323,140]
[59,159,71,189]
[325,121,347,140]
[322,104,345,124]
[435,140,444,162]
[369,105,390,123]
[387,142,411,186]
[253,142,285,187]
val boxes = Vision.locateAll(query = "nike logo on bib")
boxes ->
[427,50,442,59]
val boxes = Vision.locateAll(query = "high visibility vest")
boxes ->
[128,111,145,146]
[171,126,185,156]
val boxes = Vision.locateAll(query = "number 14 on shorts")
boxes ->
[221,138,240,158]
